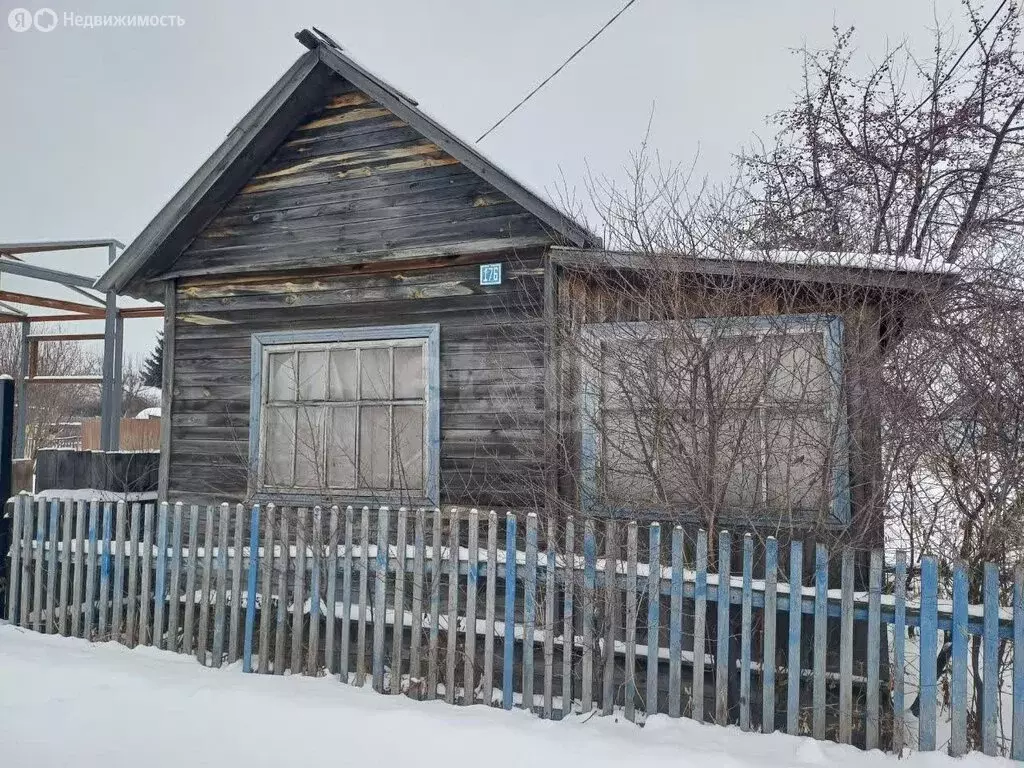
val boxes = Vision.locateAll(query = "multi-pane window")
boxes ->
[582,315,848,522]
[256,331,436,498]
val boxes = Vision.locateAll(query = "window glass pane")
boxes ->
[394,345,424,400]
[393,405,424,491]
[715,414,762,510]
[358,405,390,489]
[710,336,765,406]
[765,413,826,511]
[268,353,295,401]
[360,347,391,400]
[298,350,328,401]
[263,406,295,486]
[294,406,325,488]
[329,349,358,401]
[603,411,658,506]
[327,406,358,489]
[768,332,830,403]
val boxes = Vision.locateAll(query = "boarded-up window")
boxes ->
[582,315,847,522]
[259,338,429,495]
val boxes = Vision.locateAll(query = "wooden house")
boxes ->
[97,29,953,546]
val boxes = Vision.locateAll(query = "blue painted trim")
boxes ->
[502,513,517,710]
[243,504,260,673]
[249,323,441,505]
[715,531,731,724]
[812,542,828,738]
[918,556,938,751]
[982,562,999,755]
[579,313,850,525]
[950,563,968,757]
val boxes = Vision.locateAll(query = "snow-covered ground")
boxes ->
[0,624,1013,768]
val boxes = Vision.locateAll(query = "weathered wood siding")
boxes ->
[167,75,555,279]
[169,253,548,507]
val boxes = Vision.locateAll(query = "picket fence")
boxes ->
[5,495,1024,759]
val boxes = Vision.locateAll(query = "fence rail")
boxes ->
[5,495,1024,759]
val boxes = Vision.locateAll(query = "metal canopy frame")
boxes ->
[0,239,163,456]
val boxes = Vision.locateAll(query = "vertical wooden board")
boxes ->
[19,496,34,630]
[785,540,802,736]
[647,523,661,719]
[982,561,999,756]
[892,551,907,754]
[950,562,968,757]
[58,499,74,636]
[581,519,596,714]
[715,531,730,725]
[125,503,140,646]
[83,501,98,640]
[112,502,127,644]
[7,494,23,624]
[465,509,479,705]
[668,526,683,718]
[866,549,883,749]
[522,513,538,712]
[229,503,245,665]
[139,504,155,646]
[501,512,517,710]
[445,508,461,705]
[243,504,261,674]
[1013,565,1024,761]
[356,506,370,686]
[258,505,276,675]
[427,508,442,699]
[739,534,753,732]
[273,511,289,675]
[373,506,390,693]
[213,502,231,668]
[290,508,307,675]
[152,503,169,650]
[97,503,112,638]
[482,510,497,706]
[693,529,708,723]
[340,506,354,682]
[542,515,555,718]
[410,507,426,690]
[196,505,214,664]
[307,506,322,676]
[181,505,200,655]
[601,519,617,716]
[838,548,854,744]
[391,507,408,694]
[917,555,938,751]
[561,516,576,718]
[33,499,47,633]
[624,521,638,723]
[324,506,340,676]
[166,502,183,653]
[45,500,59,634]
[812,543,828,740]
[762,537,778,734]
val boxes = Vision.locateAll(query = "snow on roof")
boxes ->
[135,407,161,419]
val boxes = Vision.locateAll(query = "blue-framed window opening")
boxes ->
[249,324,440,506]
[580,314,850,525]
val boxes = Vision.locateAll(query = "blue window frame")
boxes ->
[249,324,440,505]
[580,314,850,525]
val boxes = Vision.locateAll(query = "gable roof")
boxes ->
[96,28,600,296]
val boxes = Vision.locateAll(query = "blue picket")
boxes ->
[98,502,112,638]
[84,502,98,639]
[982,561,999,756]
[893,551,907,754]
[950,562,968,757]
[715,531,730,724]
[242,504,260,674]
[647,523,661,717]
[739,534,752,731]
[838,548,854,744]
[668,526,683,718]
[786,540,802,736]
[581,519,596,713]
[812,543,828,740]
[153,502,169,650]
[866,550,882,750]
[45,500,59,635]
[693,529,708,722]
[762,536,778,734]
[523,513,538,711]
[373,506,389,692]
[1014,565,1024,761]
[918,555,938,752]
[502,513,517,710]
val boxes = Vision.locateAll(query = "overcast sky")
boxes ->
[0,0,966,360]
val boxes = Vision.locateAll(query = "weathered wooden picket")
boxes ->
[5,495,1024,759]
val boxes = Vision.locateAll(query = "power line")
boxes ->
[476,0,640,143]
